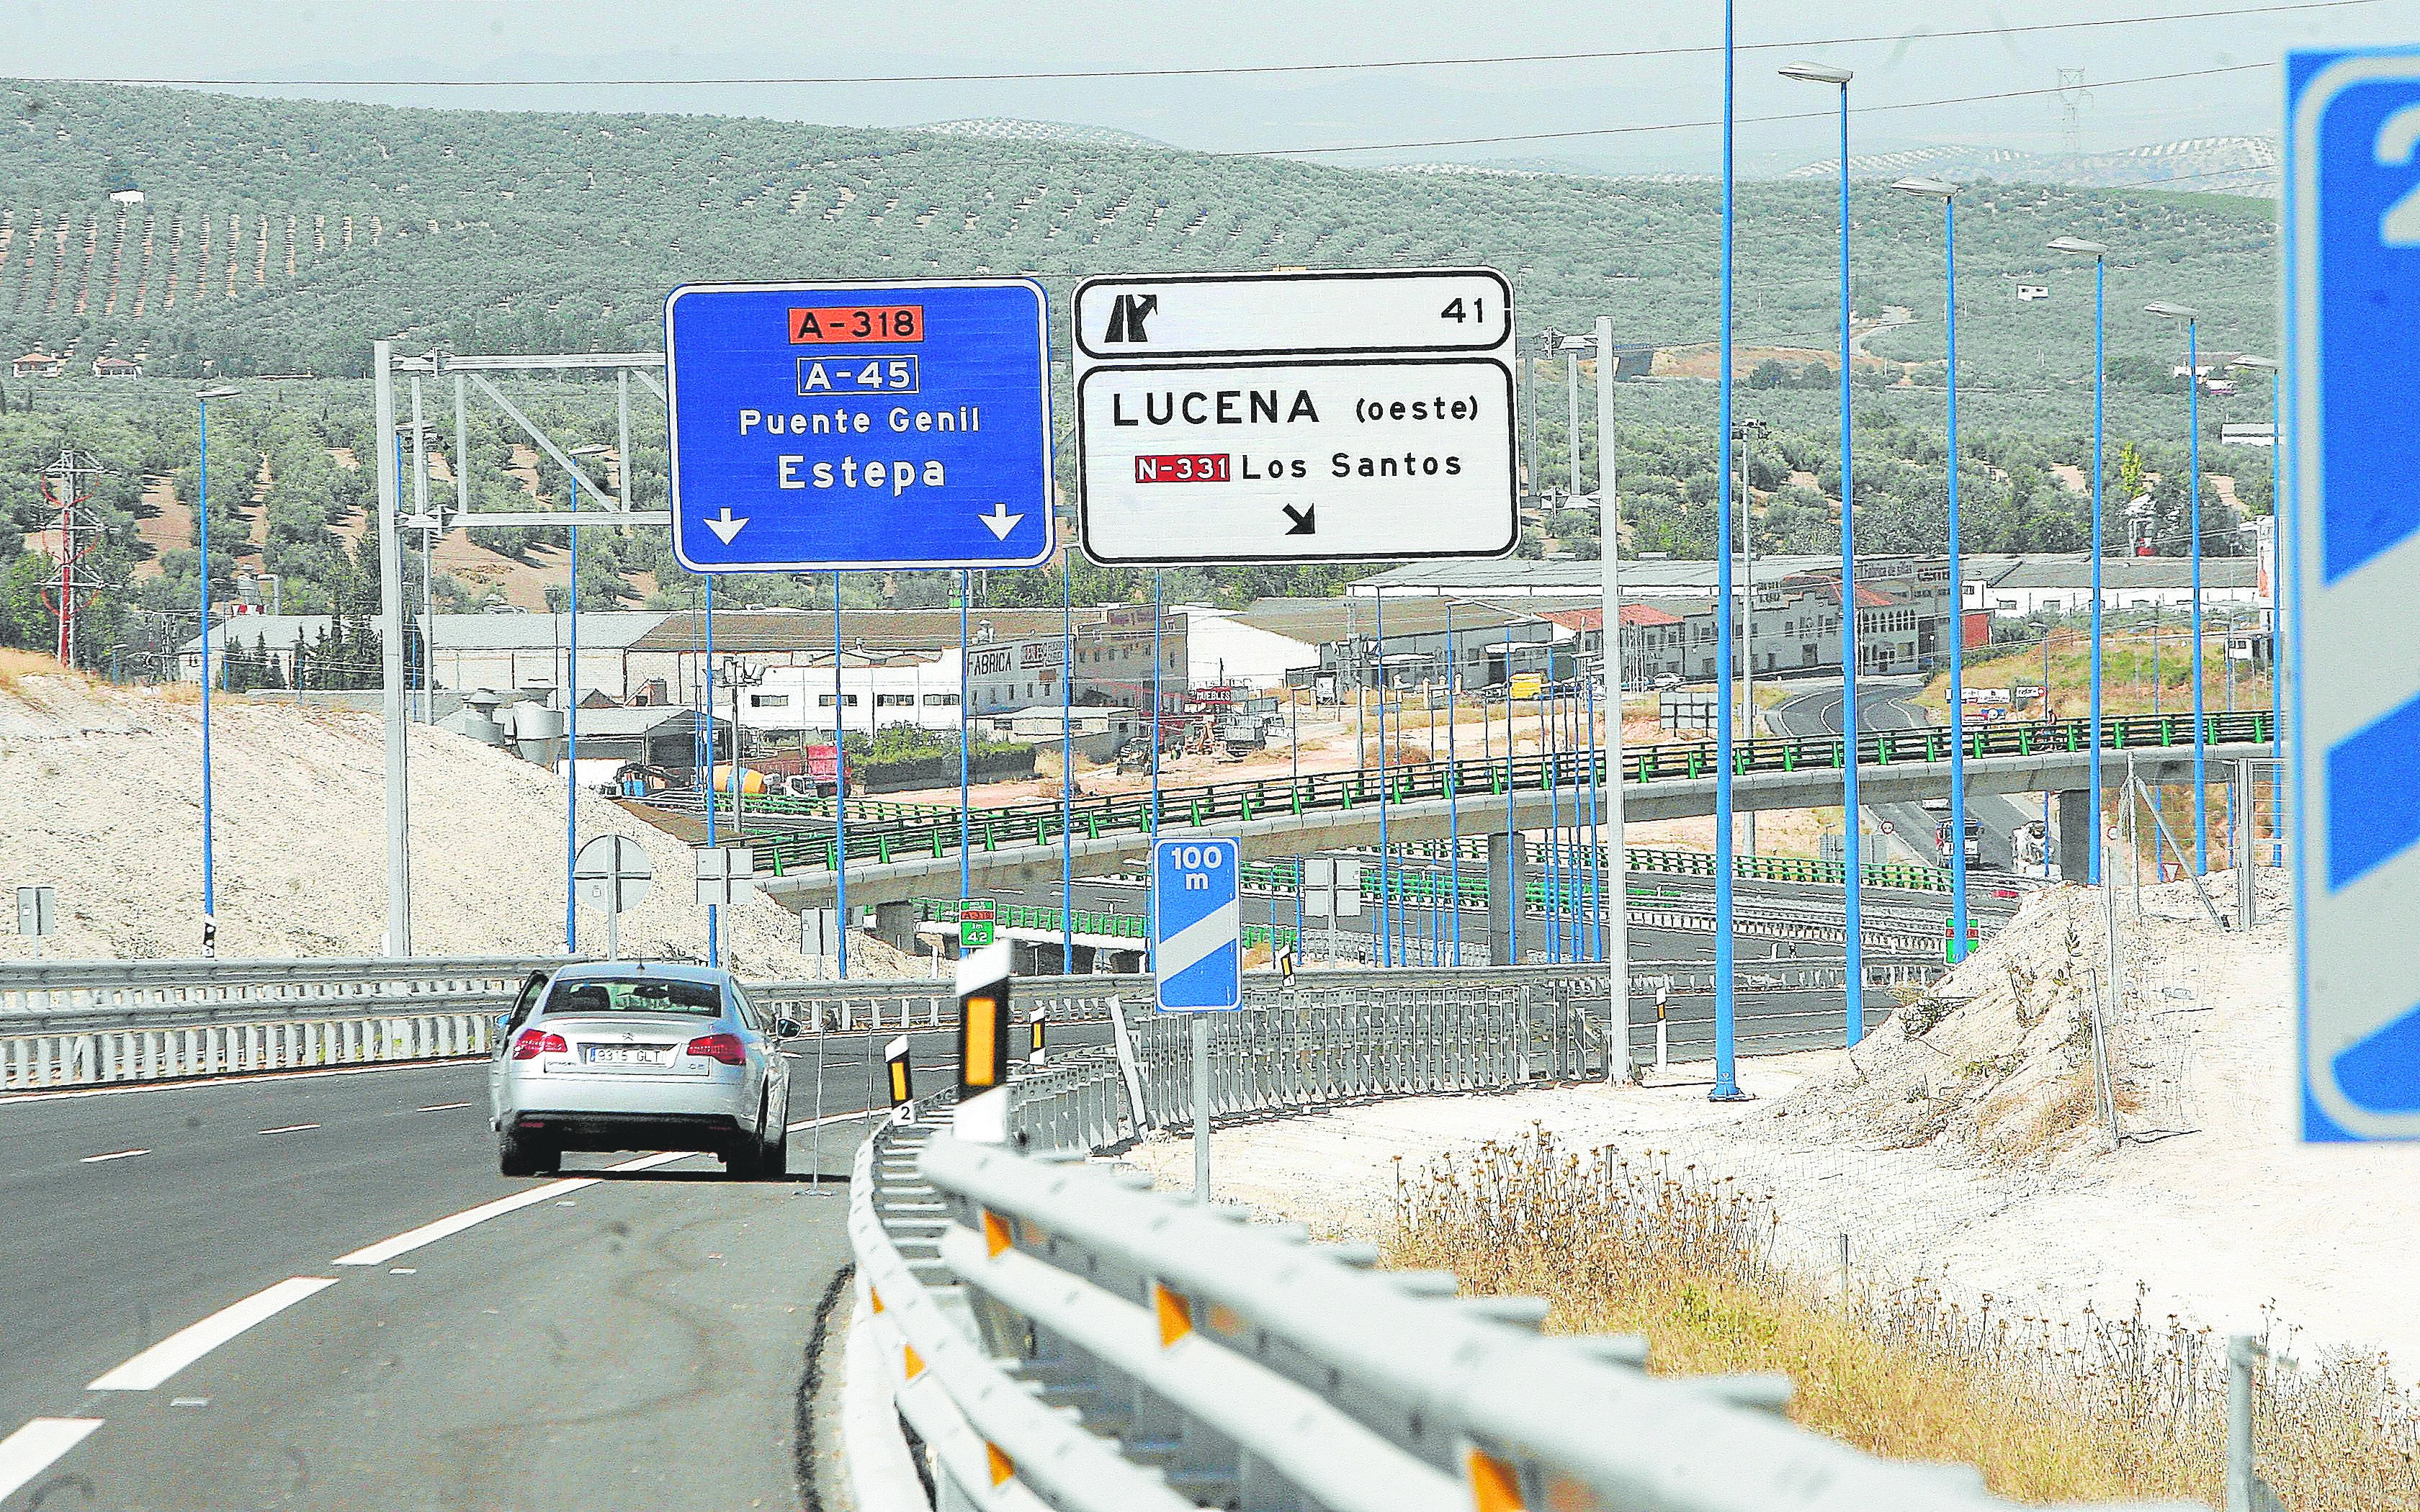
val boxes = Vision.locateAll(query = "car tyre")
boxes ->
[757,1117,789,1181]
[499,1125,550,1178]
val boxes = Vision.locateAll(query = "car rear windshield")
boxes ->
[541,977,722,1017]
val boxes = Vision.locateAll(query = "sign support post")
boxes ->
[1152,836,1242,1202]
[1193,1014,1211,1201]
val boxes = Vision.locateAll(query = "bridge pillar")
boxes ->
[873,900,921,955]
[1487,829,1527,966]
[2056,788,2094,883]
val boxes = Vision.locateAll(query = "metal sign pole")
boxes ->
[834,571,849,979]
[1193,1014,1211,1201]
[1376,587,1391,966]
[373,341,413,958]
[1596,315,1632,1079]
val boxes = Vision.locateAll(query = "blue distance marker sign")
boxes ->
[2287,49,2420,1140]
[1152,837,1241,1012]
[664,279,1054,572]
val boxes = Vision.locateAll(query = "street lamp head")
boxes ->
[2145,301,2200,321]
[1778,60,1854,85]
[2232,354,2281,372]
[196,385,241,400]
[1892,176,1959,199]
[2047,236,2109,258]
[1557,333,1596,351]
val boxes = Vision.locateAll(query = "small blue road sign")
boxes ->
[1152,837,1241,1012]
[664,279,1054,572]
[2287,49,2420,1140]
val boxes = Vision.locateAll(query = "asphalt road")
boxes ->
[1773,678,2050,874]
[0,1025,1106,1512]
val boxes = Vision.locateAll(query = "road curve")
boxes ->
[0,1025,1098,1511]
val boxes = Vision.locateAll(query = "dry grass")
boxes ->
[0,646,60,696]
[1914,629,2273,726]
[1389,1126,2420,1508]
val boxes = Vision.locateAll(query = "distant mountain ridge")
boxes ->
[1780,135,2278,197]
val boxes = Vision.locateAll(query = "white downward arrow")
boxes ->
[704,507,748,544]
[978,502,1023,541]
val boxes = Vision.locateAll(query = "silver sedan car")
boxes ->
[488,961,794,1178]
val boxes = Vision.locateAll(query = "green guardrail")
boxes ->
[746,710,2272,878]
[915,896,1297,950]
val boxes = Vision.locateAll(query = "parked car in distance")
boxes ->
[488,960,794,1179]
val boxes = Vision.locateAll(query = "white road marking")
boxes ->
[0,1418,104,1501]
[786,1107,885,1134]
[80,1148,150,1164]
[87,1277,338,1392]
[417,1102,471,1112]
[331,1149,694,1268]
[169,1398,208,1408]
[256,1122,320,1135]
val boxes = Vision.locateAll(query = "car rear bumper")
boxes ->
[508,1107,748,1153]
[501,1072,757,1150]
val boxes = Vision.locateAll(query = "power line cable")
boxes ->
[1263,62,2270,156]
[19,1,2374,89]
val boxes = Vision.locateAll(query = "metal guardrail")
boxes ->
[848,1108,2198,1512]
[0,955,1906,1094]
[0,959,1115,1093]
[0,1011,498,1091]
[0,955,565,1020]
[748,708,2275,875]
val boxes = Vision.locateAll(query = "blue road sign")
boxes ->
[1152,837,1241,1012]
[2287,49,2420,1140]
[664,279,1054,572]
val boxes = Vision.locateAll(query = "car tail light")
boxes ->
[686,1032,747,1066]
[511,1029,568,1060]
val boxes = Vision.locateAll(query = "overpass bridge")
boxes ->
[740,711,2271,945]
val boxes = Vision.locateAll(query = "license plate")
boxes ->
[583,1045,671,1066]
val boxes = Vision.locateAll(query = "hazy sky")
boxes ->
[0,0,2409,171]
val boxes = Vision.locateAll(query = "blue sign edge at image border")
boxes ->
[662,276,1057,574]
[1150,835,1241,1013]
[2286,47,2420,1141]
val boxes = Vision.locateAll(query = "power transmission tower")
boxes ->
[2058,69,2092,173]
[38,447,114,670]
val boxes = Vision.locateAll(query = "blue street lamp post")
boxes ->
[2232,354,2283,786]
[2148,300,2209,873]
[195,385,241,950]
[2051,237,2112,886]
[1781,57,1862,1042]
[1711,0,1744,1097]
[1894,175,1972,962]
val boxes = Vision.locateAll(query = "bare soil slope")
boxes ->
[0,652,916,975]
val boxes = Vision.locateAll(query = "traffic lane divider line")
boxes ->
[256,1123,320,1135]
[0,1418,104,1503]
[79,1148,149,1164]
[86,1277,339,1392]
[331,1148,696,1268]
[786,1107,886,1134]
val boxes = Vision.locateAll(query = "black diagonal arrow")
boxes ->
[1282,505,1317,536]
